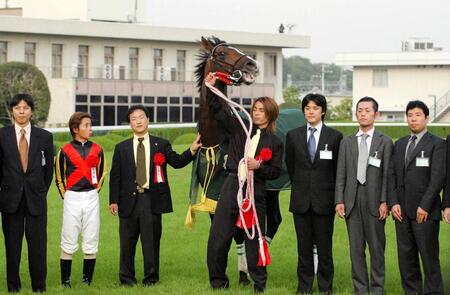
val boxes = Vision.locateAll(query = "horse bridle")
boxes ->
[209,43,248,82]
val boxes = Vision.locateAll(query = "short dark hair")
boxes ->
[406,100,429,117]
[9,93,35,111]
[127,105,149,123]
[69,112,92,138]
[301,93,327,120]
[356,96,379,112]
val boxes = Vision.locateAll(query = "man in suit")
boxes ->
[109,105,201,286]
[286,93,342,294]
[0,93,53,292]
[335,96,392,295]
[443,135,450,224]
[388,100,445,294]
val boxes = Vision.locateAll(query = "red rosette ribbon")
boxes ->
[153,152,166,183]
[255,148,272,162]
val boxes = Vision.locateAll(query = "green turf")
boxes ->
[0,144,448,294]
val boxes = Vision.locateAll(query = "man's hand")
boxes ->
[379,202,388,220]
[444,208,450,224]
[416,207,428,224]
[190,133,202,155]
[204,72,218,86]
[247,158,260,170]
[391,204,403,222]
[335,203,345,219]
[110,203,118,216]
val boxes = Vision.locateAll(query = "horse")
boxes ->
[186,36,259,227]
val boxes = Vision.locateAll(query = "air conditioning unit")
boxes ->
[71,63,79,78]
[103,64,113,79]
[114,65,126,80]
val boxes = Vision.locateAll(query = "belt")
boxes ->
[136,186,150,194]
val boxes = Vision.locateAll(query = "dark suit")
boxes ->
[0,125,53,292]
[286,124,342,293]
[335,130,393,295]
[388,132,445,294]
[109,135,194,285]
[442,135,450,210]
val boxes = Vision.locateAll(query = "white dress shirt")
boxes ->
[306,121,323,152]
[14,123,31,150]
[356,127,375,154]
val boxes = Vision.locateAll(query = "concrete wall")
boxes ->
[352,65,450,120]
[23,0,87,20]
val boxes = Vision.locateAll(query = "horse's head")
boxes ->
[195,36,259,148]
[196,36,259,88]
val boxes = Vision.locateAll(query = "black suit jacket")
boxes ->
[286,125,342,215]
[0,125,54,215]
[109,134,195,218]
[388,132,446,220]
[441,135,450,209]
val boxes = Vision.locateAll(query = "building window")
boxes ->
[372,69,388,88]
[264,53,277,77]
[24,42,36,65]
[153,48,163,80]
[129,48,139,80]
[0,41,7,64]
[176,50,186,81]
[104,46,114,66]
[78,45,89,78]
[104,46,114,79]
[52,44,63,78]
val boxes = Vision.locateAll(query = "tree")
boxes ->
[0,62,51,126]
[280,85,301,109]
[330,98,353,121]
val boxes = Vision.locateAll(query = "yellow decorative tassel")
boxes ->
[184,205,196,229]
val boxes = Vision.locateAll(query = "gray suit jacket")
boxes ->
[335,130,393,217]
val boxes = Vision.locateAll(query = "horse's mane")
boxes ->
[195,36,227,90]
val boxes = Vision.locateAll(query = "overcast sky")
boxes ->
[146,0,450,63]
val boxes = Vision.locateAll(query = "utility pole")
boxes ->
[321,64,332,94]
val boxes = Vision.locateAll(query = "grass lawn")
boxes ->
[0,143,448,294]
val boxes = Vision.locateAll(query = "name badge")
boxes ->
[91,167,98,184]
[416,151,429,167]
[41,151,46,166]
[319,144,333,160]
[368,151,381,168]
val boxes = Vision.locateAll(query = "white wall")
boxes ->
[23,0,87,20]
[20,0,146,22]
[0,0,23,8]
[47,79,75,126]
[352,65,450,119]
[88,0,146,23]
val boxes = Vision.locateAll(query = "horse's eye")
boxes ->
[219,51,226,57]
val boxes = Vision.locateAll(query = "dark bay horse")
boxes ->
[186,36,259,227]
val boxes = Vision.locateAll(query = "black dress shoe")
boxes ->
[239,271,251,286]
[296,287,312,295]
[32,288,46,293]
[254,285,265,293]
[143,280,158,287]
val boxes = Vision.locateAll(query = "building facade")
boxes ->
[336,51,450,122]
[0,15,310,126]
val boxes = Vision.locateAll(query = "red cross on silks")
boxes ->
[62,143,101,190]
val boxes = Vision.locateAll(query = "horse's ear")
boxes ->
[201,36,213,52]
